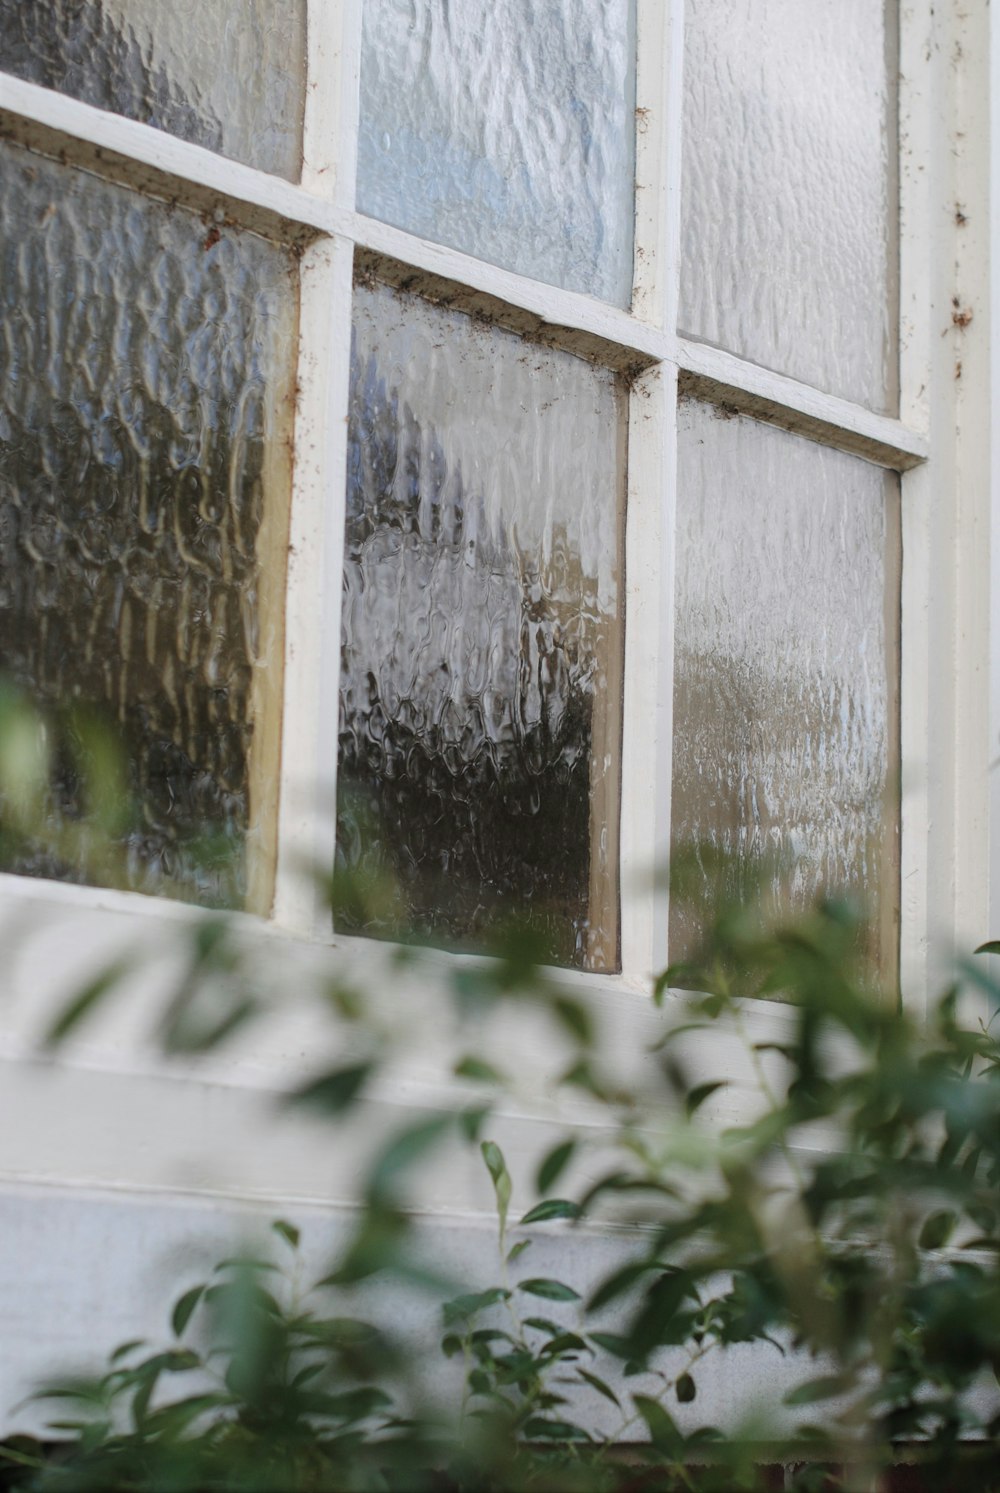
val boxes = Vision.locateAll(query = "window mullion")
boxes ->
[303,0,363,206]
[272,235,356,936]
[632,0,685,331]
[619,363,679,981]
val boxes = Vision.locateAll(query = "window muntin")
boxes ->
[0,0,307,181]
[669,398,901,980]
[0,140,297,909]
[680,0,899,413]
[356,0,637,306]
[336,276,625,971]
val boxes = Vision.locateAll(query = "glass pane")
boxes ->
[338,280,626,970]
[680,0,898,412]
[670,400,900,978]
[357,0,636,307]
[0,0,305,181]
[0,141,298,907]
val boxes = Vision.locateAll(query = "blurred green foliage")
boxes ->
[0,690,998,1491]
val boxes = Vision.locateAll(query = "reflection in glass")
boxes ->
[680,0,897,411]
[0,0,306,181]
[670,400,900,978]
[0,142,297,906]
[338,281,625,970]
[357,0,636,306]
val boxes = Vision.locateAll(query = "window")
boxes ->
[0,1,930,993]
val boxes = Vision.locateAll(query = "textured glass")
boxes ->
[338,281,625,970]
[670,401,900,976]
[0,0,305,181]
[357,0,636,306]
[0,141,297,905]
[680,0,898,411]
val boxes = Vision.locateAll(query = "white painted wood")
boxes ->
[619,364,678,980]
[950,0,994,977]
[631,0,675,327]
[352,211,667,366]
[301,0,344,196]
[0,1185,817,1440]
[991,0,1000,956]
[897,0,939,1013]
[301,0,363,210]
[659,0,687,338]
[896,0,999,1016]
[272,236,355,935]
[0,72,345,241]
[676,337,929,471]
[896,0,937,1015]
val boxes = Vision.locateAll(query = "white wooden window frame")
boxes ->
[0,0,978,1199]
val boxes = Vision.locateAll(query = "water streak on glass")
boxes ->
[357,0,636,306]
[0,0,306,181]
[0,141,297,905]
[338,280,625,970]
[670,400,900,978]
[680,0,898,411]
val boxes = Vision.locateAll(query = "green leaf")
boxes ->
[578,1368,621,1408]
[170,1286,205,1339]
[587,1261,658,1312]
[559,1061,607,1098]
[974,941,1000,956]
[552,996,593,1045]
[520,1199,581,1224]
[442,1288,510,1326]
[454,1056,504,1084]
[632,1394,682,1452]
[370,1114,452,1198]
[518,1278,580,1302]
[588,1331,635,1360]
[919,1210,957,1250]
[481,1140,512,1244]
[522,1417,590,1442]
[272,1219,300,1250]
[42,960,130,1048]
[109,1341,146,1364]
[212,1257,278,1275]
[459,1106,491,1143]
[536,1139,576,1195]
[507,1239,532,1265]
[287,1062,373,1114]
[540,1332,589,1358]
[783,1374,852,1407]
[685,1081,727,1117]
[676,1372,696,1403]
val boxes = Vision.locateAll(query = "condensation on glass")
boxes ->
[680,0,898,412]
[0,141,298,908]
[0,0,306,181]
[356,0,636,307]
[338,279,626,970]
[670,400,900,979]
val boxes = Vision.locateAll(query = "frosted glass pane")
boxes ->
[0,0,305,181]
[680,0,897,411]
[357,0,636,306]
[670,401,900,976]
[0,142,297,905]
[338,281,625,970]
